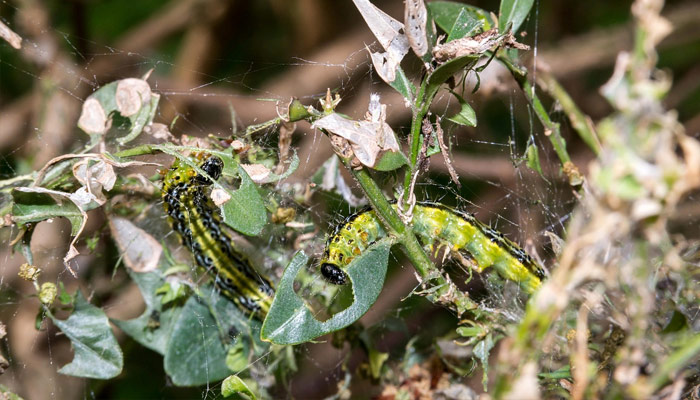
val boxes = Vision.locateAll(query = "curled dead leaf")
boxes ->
[312,112,401,168]
[115,78,153,117]
[210,187,232,206]
[240,163,272,183]
[353,0,409,84]
[0,20,22,49]
[405,0,430,57]
[77,98,108,135]
[109,217,162,273]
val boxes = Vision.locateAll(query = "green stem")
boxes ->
[649,332,700,391]
[113,144,158,158]
[345,161,447,292]
[402,79,431,203]
[499,56,572,166]
[537,71,601,155]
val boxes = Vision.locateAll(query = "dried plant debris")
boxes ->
[0,20,22,49]
[353,0,409,83]
[313,94,401,168]
[77,76,160,145]
[433,28,530,62]
[109,217,162,273]
[404,0,433,58]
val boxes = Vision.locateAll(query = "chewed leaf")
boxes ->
[389,67,416,101]
[311,156,367,206]
[222,376,258,399]
[447,91,477,127]
[50,291,123,379]
[164,285,266,386]
[261,239,393,345]
[77,77,160,145]
[220,164,267,236]
[312,112,402,168]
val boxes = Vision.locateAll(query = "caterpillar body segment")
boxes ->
[162,155,274,318]
[320,208,387,285]
[320,202,545,294]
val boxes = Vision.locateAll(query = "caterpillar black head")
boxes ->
[194,156,224,184]
[321,263,348,285]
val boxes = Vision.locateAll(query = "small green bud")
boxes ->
[39,282,57,306]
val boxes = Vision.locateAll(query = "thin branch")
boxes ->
[537,70,601,155]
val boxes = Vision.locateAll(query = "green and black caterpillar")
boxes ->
[320,202,545,294]
[162,155,544,319]
[162,155,274,318]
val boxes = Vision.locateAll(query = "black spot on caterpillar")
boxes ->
[320,202,545,293]
[162,155,274,318]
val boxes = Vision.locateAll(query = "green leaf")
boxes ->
[11,189,83,235]
[388,67,415,102]
[373,149,409,171]
[499,0,534,33]
[425,55,479,105]
[428,2,493,33]
[368,348,389,379]
[261,239,394,345]
[113,266,183,355]
[288,99,312,122]
[538,365,572,380]
[155,280,190,306]
[50,291,123,379]
[456,325,485,338]
[164,285,266,386]
[661,310,688,334]
[447,92,477,127]
[222,375,257,399]
[225,340,250,373]
[221,164,267,236]
[525,136,544,176]
[473,333,495,392]
[446,8,482,42]
[0,384,24,400]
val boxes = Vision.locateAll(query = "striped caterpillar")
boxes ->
[320,202,545,294]
[161,155,274,318]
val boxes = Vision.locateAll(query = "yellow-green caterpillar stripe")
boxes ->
[320,202,545,293]
[162,155,274,318]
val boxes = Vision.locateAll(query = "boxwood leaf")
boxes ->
[428,2,493,33]
[222,375,257,399]
[261,238,393,345]
[447,91,477,127]
[50,291,123,379]
[499,0,534,34]
[163,285,265,386]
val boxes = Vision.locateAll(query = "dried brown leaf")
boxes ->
[109,217,162,273]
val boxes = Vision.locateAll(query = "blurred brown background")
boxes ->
[1,0,699,398]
